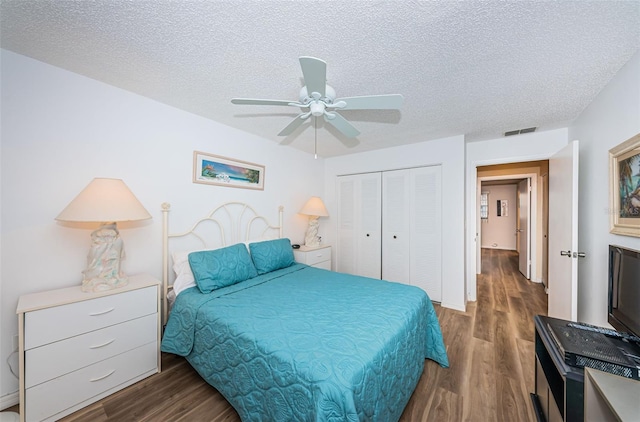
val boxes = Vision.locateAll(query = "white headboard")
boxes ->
[161,201,283,324]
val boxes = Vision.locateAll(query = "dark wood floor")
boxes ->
[12,249,547,421]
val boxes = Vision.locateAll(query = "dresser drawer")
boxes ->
[25,285,157,350]
[25,313,157,388]
[25,341,157,422]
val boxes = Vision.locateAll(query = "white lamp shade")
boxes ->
[299,196,329,217]
[56,178,151,223]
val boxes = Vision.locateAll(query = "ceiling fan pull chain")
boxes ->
[314,116,318,159]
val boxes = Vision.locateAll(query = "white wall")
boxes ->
[568,50,640,326]
[480,184,517,250]
[466,129,569,301]
[324,135,466,311]
[0,50,324,403]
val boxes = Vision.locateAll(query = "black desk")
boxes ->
[532,315,585,422]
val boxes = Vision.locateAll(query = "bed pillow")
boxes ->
[172,249,204,296]
[172,247,225,295]
[249,238,295,275]
[188,243,258,293]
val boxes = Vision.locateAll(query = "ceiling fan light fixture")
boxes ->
[299,84,336,104]
[310,102,325,117]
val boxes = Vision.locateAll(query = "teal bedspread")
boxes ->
[162,264,448,421]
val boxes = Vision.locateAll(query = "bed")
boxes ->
[160,202,449,421]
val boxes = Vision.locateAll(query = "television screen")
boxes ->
[609,245,640,338]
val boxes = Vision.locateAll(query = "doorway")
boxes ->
[478,178,532,279]
[476,161,549,286]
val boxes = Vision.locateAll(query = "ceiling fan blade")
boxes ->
[324,112,360,138]
[299,57,326,98]
[336,94,404,110]
[278,114,309,136]
[231,98,300,107]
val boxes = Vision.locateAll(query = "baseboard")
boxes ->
[440,301,466,312]
[0,391,18,411]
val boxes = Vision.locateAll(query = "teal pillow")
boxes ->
[249,238,295,275]
[188,243,258,293]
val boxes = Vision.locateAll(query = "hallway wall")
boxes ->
[480,184,518,250]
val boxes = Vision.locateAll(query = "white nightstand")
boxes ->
[293,245,332,270]
[16,274,161,422]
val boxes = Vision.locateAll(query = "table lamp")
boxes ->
[55,178,151,292]
[299,196,329,247]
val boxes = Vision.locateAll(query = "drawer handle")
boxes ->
[89,339,115,349]
[89,307,115,316]
[90,369,115,382]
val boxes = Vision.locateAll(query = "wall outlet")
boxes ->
[12,334,19,352]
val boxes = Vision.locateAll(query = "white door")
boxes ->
[382,166,442,301]
[336,173,382,278]
[548,141,579,321]
[518,179,531,279]
[410,166,442,301]
[358,174,382,278]
[541,173,549,288]
[382,169,411,284]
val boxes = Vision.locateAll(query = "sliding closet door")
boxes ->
[410,165,442,301]
[382,170,411,284]
[382,166,442,301]
[338,167,442,301]
[336,173,382,278]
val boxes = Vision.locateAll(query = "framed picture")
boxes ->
[496,199,508,217]
[193,151,265,190]
[610,133,640,236]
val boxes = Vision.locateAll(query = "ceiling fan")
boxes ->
[231,56,404,139]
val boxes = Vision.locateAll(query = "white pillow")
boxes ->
[171,250,195,296]
[242,234,278,250]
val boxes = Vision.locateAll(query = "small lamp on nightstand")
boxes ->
[299,196,329,248]
[55,178,151,293]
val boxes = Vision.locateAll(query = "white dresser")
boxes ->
[584,367,640,421]
[293,245,332,270]
[16,274,161,422]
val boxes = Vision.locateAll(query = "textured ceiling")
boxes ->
[1,1,639,157]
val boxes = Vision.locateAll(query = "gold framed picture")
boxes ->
[610,133,640,236]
